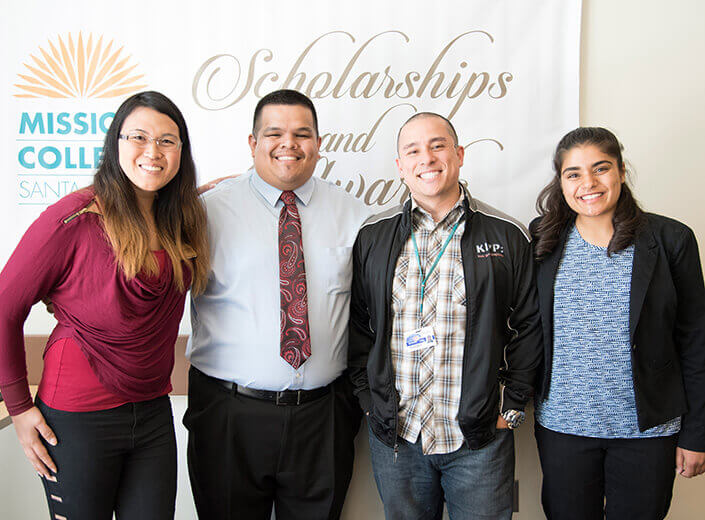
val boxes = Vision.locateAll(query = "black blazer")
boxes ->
[532,214,705,451]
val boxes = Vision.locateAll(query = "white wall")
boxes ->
[580,0,705,257]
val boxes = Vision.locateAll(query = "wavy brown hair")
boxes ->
[532,127,645,260]
[94,91,209,294]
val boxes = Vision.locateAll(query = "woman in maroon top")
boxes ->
[0,91,209,519]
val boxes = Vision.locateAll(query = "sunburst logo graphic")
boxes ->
[14,32,147,99]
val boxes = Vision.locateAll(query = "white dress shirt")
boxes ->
[187,169,372,390]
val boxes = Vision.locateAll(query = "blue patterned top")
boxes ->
[536,225,681,438]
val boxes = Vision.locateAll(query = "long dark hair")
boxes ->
[94,91,209,294]
[532,127,645,260]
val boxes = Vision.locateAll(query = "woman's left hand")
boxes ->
[676,447,705,478]
[197,175,239,195]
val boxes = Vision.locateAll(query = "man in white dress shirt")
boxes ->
[184,90,371,520]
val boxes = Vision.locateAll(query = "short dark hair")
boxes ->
[396,112,459,155]
[252,89,319,137]
[532,127,645,259]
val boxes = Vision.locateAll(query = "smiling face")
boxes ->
[396,114,464,215]
[118,106,181,202]
[248,104,321,191]
[560,144,625,222]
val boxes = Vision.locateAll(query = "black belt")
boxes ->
[196,368,330,405]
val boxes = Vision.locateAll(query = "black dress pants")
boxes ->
[184,366,361,520]
[535,423,678,520]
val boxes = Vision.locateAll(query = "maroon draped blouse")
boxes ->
[0,189,190,415]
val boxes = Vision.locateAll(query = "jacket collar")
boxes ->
[538,221,572,348]
[629,220,658,341]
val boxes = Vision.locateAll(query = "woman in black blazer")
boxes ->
[530,127,705,519]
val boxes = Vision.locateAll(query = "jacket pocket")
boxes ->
[647,358,674,374]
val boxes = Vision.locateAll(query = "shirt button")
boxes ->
[296,373,302,378]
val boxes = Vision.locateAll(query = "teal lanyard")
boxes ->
[411,218,462,317]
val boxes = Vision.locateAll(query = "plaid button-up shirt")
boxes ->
[390,191,467,455]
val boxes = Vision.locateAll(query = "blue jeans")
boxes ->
[368,425,514,520]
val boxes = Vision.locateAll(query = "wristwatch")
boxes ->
[501,409,525,429]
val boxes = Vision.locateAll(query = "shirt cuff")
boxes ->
[0,377,34,416]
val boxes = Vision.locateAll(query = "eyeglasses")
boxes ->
[119,131,182,151]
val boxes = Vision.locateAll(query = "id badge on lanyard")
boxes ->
[404,326,437,351]
[404,218,461,352]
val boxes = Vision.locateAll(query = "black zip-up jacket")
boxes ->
[349,193,542,450]
[531,214,705,451]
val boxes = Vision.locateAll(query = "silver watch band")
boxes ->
[501,409,525,429]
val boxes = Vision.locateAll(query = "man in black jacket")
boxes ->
[349,112,542,519]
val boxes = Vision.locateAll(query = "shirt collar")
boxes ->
[411,185,466,231]
[251,168,315,207]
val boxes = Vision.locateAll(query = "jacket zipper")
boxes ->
[387,290,400,463]
[62,206,91,224]
[387,220,408,463]
[458,215,473,441]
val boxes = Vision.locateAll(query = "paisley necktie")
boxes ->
[278,190,311,369]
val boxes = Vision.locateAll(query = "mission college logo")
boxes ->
[13,32,146,205]
[14,32,146,99]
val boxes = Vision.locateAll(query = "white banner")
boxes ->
[0,0,580,332]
